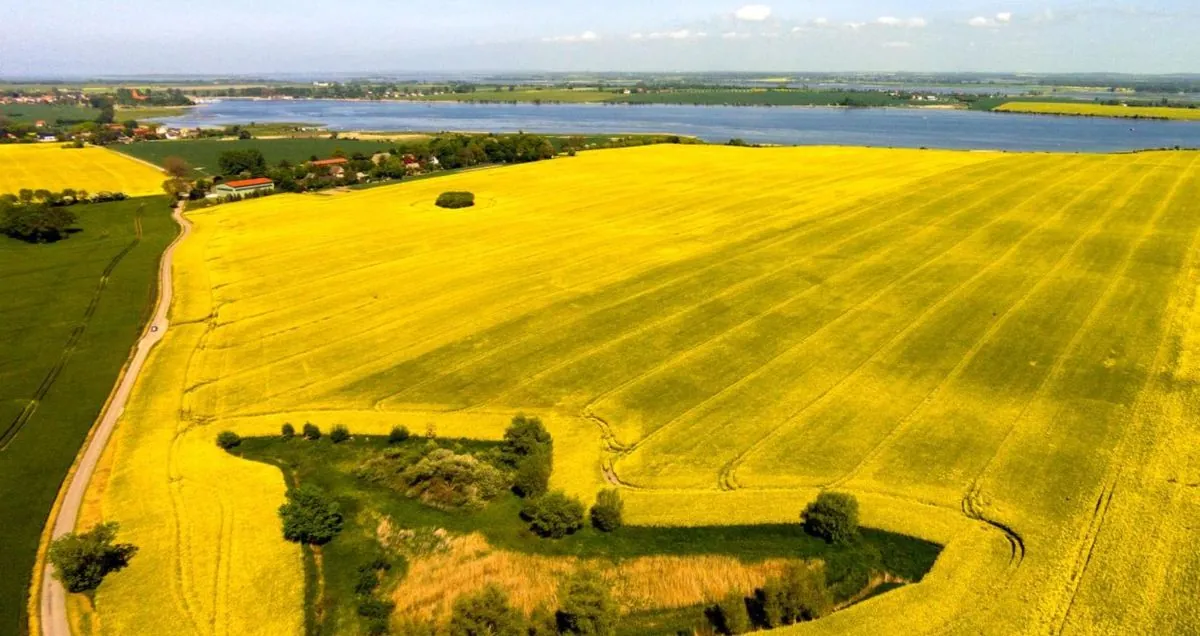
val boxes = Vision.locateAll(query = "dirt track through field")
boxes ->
[38,202,190,636]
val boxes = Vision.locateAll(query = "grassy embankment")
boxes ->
[0,196,177,635]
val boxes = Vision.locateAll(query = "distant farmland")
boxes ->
[112,138,395,174]
[996,101,1200,121]
[0,145,164,196]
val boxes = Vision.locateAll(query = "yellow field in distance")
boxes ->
[996,101,1200,121]
[0,144,164,196]
[83,144,1200,635]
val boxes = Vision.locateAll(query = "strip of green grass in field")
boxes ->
[112,138,395,175]
[0,196,177,635]
[233,435,941,635]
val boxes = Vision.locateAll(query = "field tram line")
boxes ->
[372,158,1024,408]
[0,204,146,450]
[481,159,1055,413]
[606,156,1073,489]
[580,159,1062,462]
[1050,154,1200,634]
[822,154,1135,494]
[713,166,1090,492]
[227,181,851,403]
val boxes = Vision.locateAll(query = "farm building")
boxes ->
[213,177,275,198]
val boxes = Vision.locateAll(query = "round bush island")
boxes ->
[436,191,475,209]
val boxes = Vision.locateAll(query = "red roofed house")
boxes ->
[213,177,275,198]
[308,156,349,177]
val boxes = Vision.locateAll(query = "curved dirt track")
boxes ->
[39,202,191,636]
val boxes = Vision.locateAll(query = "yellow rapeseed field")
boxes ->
[84,144,1200,635]
[0,143,164,196]
[995,101,1200,121]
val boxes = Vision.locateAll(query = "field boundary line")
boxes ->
[825,155,1134,492]
[715,157,1104,492]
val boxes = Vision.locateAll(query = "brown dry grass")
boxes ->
[390,533,806,622]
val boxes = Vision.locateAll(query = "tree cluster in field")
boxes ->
[435,191,475,209]
[0,189,129,243]
[48,522,138,594]
[400,568,618,636]
[702,491,871,634]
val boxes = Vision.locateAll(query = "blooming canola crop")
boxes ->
[85,144,1200,634]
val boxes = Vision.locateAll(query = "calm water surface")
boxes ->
[157,99,1200,152]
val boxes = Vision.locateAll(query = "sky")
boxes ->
[1,0,1197,77]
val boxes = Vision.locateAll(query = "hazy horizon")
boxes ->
[2,1,1197,77]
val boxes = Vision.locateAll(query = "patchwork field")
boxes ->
[0,197,176,634]
[0,144,165,196]
[112,138,396,175]
[996,101,1200,121]
[82,144,1200,634]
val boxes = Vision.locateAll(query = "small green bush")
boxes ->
[436,191,475,209]
[557,569,618,635]
[590,488,624,532]
[281,422,295,439]
[801,492,860,545]
[279,484,343,545]
[330,424,350,444]
[512,450,552,498]
[302,422,321,441]
[215,430,242,450]
[521,491,585,539]
[705,592,751,635]
[449,584,526,636]
[388,425,410,444]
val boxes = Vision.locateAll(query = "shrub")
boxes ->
[215,430,241,450]
[330,424,350,444]
[278,484,344,545]
[589,489,624,532]
[757,564,832,627]
[522,491,585,538]
[705,592,751,636]
[48,522,138,593]
[302,422,321,440]
[501,414,552,463]
[436,191,475,209]
[801,492,860,544]
[357,597,396,619]
[401,448,510,510]
[824,542,883,602]
[388,425,410,444]
[281,422,295,439]
[556,569,618,635]
[449,584,527,636]
[512,449,552,498]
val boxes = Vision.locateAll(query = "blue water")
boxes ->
[156,99,1200,152]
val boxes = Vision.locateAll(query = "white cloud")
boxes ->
[647,29,700,40]
[722,31,744,39]
[543,30,599,43]
[629,32,644,40]
[813,17,829,27]
[969,13,1013,28]
[877,16,927,28]
[845,21,866,30]
[735,4,772,21]
[883,41,913,48]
